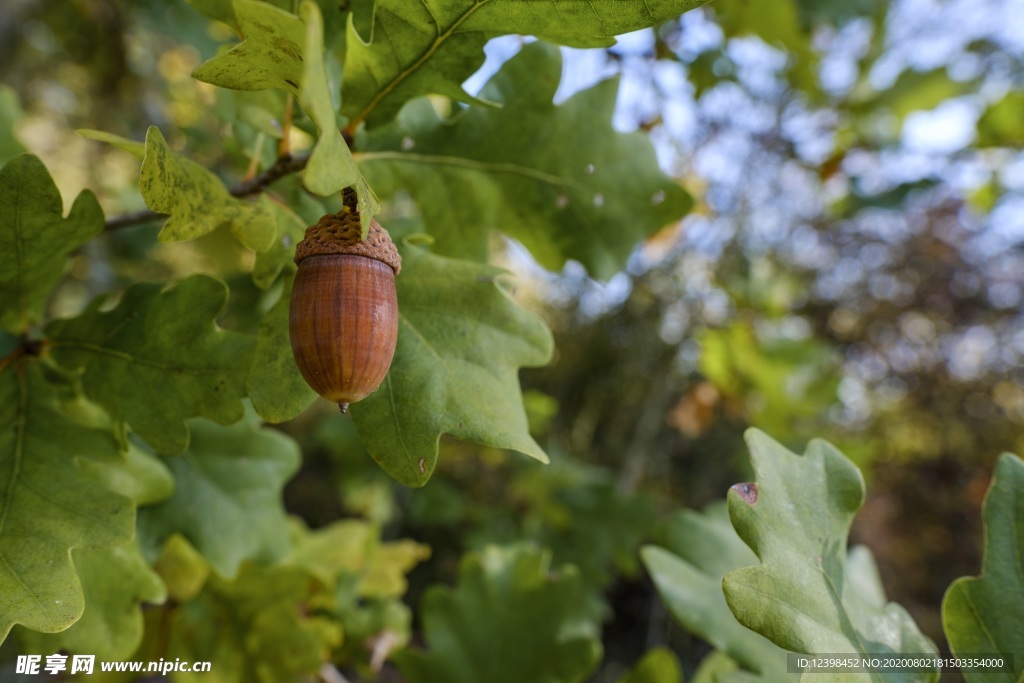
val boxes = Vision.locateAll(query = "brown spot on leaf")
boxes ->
[731,482,758,504]
[285,79,298,88]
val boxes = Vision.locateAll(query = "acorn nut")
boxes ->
[289,209,401,413]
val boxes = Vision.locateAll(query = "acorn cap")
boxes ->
[294,210,401,274]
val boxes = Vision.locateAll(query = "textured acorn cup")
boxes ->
[289,210,401,413]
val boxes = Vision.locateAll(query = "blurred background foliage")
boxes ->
[2,0,1023,679]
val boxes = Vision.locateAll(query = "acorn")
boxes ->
[289,208,401,413]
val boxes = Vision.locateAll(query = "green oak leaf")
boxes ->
[248,275,317,422]
[722,430,938,682]
[140,126,276,252]
[358,43,691,278]
[342,0,711,129]
[361,538,432,599]
[290,517,426,669]
[193,0,378,225]
[350,244,553,487]
[46,275,255,455]
[0,154,104,335]
[192,0,306,93]
[79,442,176,508]
[137,406,300,578]
[17,542,167,659]
[942,453,1024,683]
[289,516,426,672]
[298,0,379,230]
[18,442,173,657]
[396,544,602,683]
[0,361,134,640]
[641,503,790,682]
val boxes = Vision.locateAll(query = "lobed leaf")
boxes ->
[167,562,343,683]
[350,243,553,487]
[17,543,167,659]
[47,275,254,455]
[342,0,711,129]
[641,503,789,682]
[0,155,104,335]
[396,544,602,683]
[192,0,378,223]
[358,42,691,278]
[13,417,172,657]
[941,453,1024,683]
[137,406,301,578]
[722,430,938,682]
[192,0,306,93]
[298,0,379,230]
[139,126,277,252]
[0,362,134,640]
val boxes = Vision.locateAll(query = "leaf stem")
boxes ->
[102,152,311,231]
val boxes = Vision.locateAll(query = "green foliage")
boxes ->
[722,431,938,681]
[192,0,378,229]
[191,0,306,93]
[350,243,554,486]
[942,453,1024,683]
[297,0,377,220]
[137,406,300,578]
[0,155,104,335]
[0,362,134,639]
[16,442,172,658]
[396,544,602,683]
[17,543,166,659]
[510,461,655,593]
[47,275,254,455]
[360,42,692,277]
[163,561,341,683]
[342,0,711,129]
[140,126,277,251]
[4,0,1019,677]
[96,520,429,683]
[642,503,789,682]
[289,519,429,672]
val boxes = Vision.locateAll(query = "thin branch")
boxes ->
[102,152,311,231]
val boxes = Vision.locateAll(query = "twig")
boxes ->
[102,152,311,231]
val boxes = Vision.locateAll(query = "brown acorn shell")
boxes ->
[289,211,400,412]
